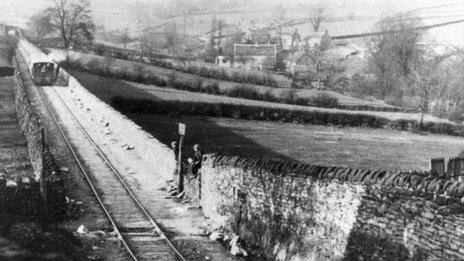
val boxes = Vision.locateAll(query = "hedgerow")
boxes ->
[110,96,459,134]
[62,56,408,112]
[62,58,168,87]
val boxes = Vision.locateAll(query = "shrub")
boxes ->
[279,88,297,104]
[86,58,102,73]
[94,44,107,56]
[294,98,311,106]
[384,95,405,108]
[132,63,146,82]
[448,108,464,123]
[203,81,221,94]
[227,84,262,100]
[199,67,213,78]
[168,73,177,86]
[193,76,204,89]
[262,90,277,102]
[172,79,194,91]
[308,93,339,108]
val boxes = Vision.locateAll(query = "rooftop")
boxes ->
[234,44,276,56]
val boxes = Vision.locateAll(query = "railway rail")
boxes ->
[38,84,188,261]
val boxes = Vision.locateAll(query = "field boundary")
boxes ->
[57,48,401,112]
[110,96,464,137]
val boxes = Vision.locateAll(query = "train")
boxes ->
[17,39,60,86]
[28,53,59,86]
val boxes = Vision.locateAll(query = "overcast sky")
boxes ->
[2,0,464,45]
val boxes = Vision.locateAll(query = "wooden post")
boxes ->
[177,134,184,192]
[198,171,201,200]
[40,128,47,217]
[177,123,186,193]
[430,158,445,177]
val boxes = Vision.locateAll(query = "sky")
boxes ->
[3,0,464,45]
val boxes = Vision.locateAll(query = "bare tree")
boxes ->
[301,44,346,90]
[369,14,423,100]
[119,29,131,51]
[310,6,329,32]
[164,22,180,55]
[411,49,458,124]
[222,28,244,63]
[46,0,95,48]
[28,12,55,40]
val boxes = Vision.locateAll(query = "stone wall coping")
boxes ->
[209,154,464,199]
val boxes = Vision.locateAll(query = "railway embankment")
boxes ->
[13,49,129,259]
[0,42,89,259]
[39,66,241,260]
[17,39,241,260]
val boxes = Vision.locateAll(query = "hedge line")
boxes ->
[61,49,402,113]
[63,58,342,108]
[212,155,464,199]
[109,96,464,136]
[62,59,169,87]
[85,43,280,87]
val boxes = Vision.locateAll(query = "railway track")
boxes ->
[38,85,188,261]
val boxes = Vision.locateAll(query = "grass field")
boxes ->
[55,49,395,109]
[69,69,451,124]
[126,114,464,172]
[67,69,464,172]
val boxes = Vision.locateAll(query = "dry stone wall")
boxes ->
[13,57,43,180]
[12,54,66,219]
[199,154,464,260]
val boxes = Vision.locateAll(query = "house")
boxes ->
[233,44,277,70]
[215,55,231,68]
[291,29,302,47]
[281,34,292,50]
[247,28,271,44]
[305,31,329,49]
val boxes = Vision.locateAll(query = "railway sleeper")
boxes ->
[119,226,155,233]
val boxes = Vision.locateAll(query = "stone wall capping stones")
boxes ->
[211,154,464,199]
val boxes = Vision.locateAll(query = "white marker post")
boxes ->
[177,123,186,192]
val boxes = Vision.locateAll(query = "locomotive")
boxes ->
[28,53,59,85]
[18,39,59,86]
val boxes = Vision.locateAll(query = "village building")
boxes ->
[304,30,332,49]
[247,27,271,44]
[233,43,277,70]
[214,55,231,67]
[291,29,302,47]
[281,34,292,50]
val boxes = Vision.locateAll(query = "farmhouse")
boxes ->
[233,43,277,70]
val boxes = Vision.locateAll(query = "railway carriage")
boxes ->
[18,39,60,86]
[28,54,58,86]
